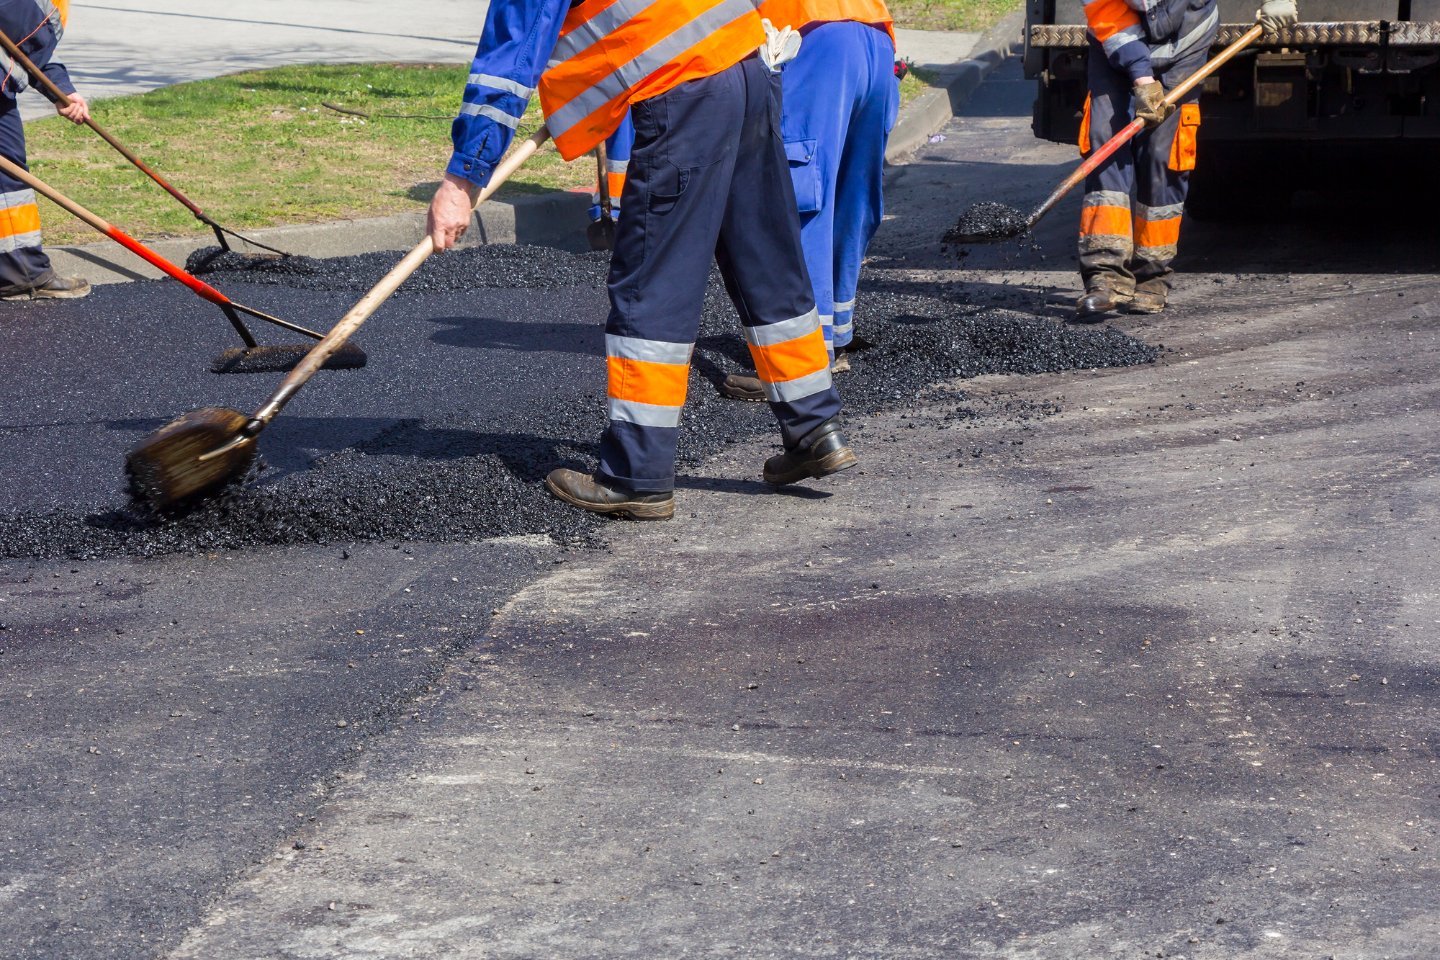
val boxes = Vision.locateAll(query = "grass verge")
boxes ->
[28,62,571,247]
[889,0,1016,32]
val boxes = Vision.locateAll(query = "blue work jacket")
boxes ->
[0,0,73,102]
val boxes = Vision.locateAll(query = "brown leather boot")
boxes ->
[763,418,857,486]
[544,468,674,520]
[2,275,90,301]
[1075,277,1133,322]
[1124,278,1169,314]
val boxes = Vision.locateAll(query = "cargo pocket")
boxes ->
[785,138,821,214]
[1168,102,1201,172]
[1078,94,1092,158]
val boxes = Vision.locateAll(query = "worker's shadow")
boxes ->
[342,420,595,483]
[425,315,604,356]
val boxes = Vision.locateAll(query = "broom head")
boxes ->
[211,342,367,375]
[126,407,257,511]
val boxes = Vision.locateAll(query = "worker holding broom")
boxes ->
[1075,0,1297,320]
[427,1,854,520]
[0,0,90,301]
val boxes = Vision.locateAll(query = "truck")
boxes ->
[1023,1,1440,216]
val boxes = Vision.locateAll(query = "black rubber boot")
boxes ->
[763,418,858,486]
[545,468,675,520]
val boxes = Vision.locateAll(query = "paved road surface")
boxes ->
[2,59,1438,960]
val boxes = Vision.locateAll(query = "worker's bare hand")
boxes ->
[428,174,479,251]
[56,92,89,125]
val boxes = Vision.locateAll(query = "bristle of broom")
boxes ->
[125,407,257,510]
[210,343,367,375]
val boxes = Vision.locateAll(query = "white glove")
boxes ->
[1257,0,1297,37]
[759,18,802,71]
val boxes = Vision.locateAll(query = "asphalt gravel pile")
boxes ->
[189,243,613,294]
[0,248,1158,561]
[185,247,325,277]
[943,202,1029,244]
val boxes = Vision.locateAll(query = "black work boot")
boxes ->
[1075,276,1133,322]
[763,418,858,486]
[2,275,90,301]
[545,468,674,520]
[1124,278,1169,314]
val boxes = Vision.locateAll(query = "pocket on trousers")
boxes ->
[646,162,690,215]
[1078,93,1093,158]
[785,138,821,214]
[1168,102,1201,172]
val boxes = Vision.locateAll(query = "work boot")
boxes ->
[1074,277,1133,322]
[719,373,766,402]
[1124,279,1168,314]
[1,275,90,301]
[763,417,858,486]
[720,349,851,402]
[544,468,674,520]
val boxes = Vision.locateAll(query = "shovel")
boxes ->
[586,142,617,252]
[0,26,291,262]
[125,127,552,511]
[946,23,1265,244]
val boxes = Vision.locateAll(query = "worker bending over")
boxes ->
[0,0,90,301]
[428,1,854,520]
[1075,0,1297,320]
[720,0,898,401]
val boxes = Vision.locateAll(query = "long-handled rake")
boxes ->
[0,26,291,261]
[945,24,1265,244]
[0,154,364,373]
[125,127,552,510]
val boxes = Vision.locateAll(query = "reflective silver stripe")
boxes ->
[548,0,757,140]
[608,397,683,428]
[833,320,854,335]
[1102,24,1145,55]
[459,102,522,128]
[553,0,660,63]
[1136,201,1184,222]
[0,189,36,210]
[832,298,855,314]
[1150,7,1219,63]
[1083,190,1132,209]
[762,367,833,404]
[742,308,821,348]
[467,73,535,98]
[607,159,629,174]
[605,334,692,365]
[818,313,834,328]
[0,230,43,254]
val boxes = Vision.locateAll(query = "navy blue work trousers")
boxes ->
[0,97,53,294]
[598,56,842,493]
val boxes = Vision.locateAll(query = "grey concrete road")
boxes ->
[3,59,1439,960]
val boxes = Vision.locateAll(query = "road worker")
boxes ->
[0,0,90,301]
[718,0,898,401]
[427,2,854,520]
[1075,0,1297,319]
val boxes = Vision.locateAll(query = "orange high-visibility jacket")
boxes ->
[756,0,894,42]
[539,0,771,161]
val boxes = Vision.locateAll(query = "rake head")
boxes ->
[210,342,367,375]
[126,407,257,511]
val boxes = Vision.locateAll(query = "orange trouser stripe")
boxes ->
[0,201,42,240]
[607,172,626,198]
[1080,204,1132,239]
[607,355,691,408]
[748,327,829,384]
[1135,216,1182,249]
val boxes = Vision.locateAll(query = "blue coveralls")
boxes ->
[781,20,896,353]
[1081,0,1218,298]
[0,0,73,295]
[451,1,842,494]
[588,113,632,224]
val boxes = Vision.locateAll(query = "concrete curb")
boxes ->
[885,9,1026,164]
[46,189,591,287]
